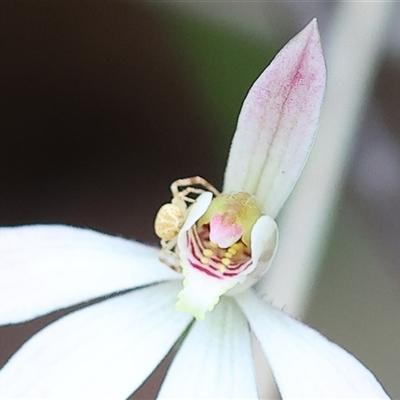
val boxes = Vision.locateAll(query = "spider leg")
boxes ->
[193,176,220,197]
[175,187,208,203]
[170,176,220,198]
[159,238,182,273]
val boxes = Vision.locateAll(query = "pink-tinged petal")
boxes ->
[158,298,258,399]
[0,225,179,325]
[0,282,191,399]
[236,289,390,399]
[223,19,326,218]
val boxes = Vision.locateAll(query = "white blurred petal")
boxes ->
[158,297,258,399]
[236,289,390,399]
[0,225,179,325]
[0,281,191,399]
[224,19,326,217]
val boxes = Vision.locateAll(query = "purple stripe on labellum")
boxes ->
[185,227,253,279]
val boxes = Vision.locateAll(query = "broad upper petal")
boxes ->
[236,289,390,399]
[0,281,191,399]
[0,225,179,325]
[158,297,258,399]
[223,19,326,218]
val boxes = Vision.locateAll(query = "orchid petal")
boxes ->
[158,297,257,399]
[176,191,234,320]
[228,215,278,295]
[180,191,213,233]
[176,199,277,317]
[223,19,326,218]
[0,225,179,325]
[0,281,191,399]
[236,289,390,399]
[250,215,278,269]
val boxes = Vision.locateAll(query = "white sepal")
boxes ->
[236,289,390,399]
[0,282,191,399]
[158,298,258,399]
[0,225,179,325]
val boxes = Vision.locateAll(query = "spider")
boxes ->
[154,176,220,272]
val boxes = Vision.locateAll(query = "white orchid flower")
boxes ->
[0,19,390,399]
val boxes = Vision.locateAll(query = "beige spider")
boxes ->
[154,176,220,272]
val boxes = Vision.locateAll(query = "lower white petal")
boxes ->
[0,225,179,324]
[236,289,390,399]
[158,297,258,399]
[0,281,191,399]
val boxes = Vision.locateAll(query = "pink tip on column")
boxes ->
[209,214,243,249]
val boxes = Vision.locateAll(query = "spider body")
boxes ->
[154,203,185,240]
[154,176,220,272]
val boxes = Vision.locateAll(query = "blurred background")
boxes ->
[0,2,399,398]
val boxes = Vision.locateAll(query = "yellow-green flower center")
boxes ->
[198,192,262,248]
